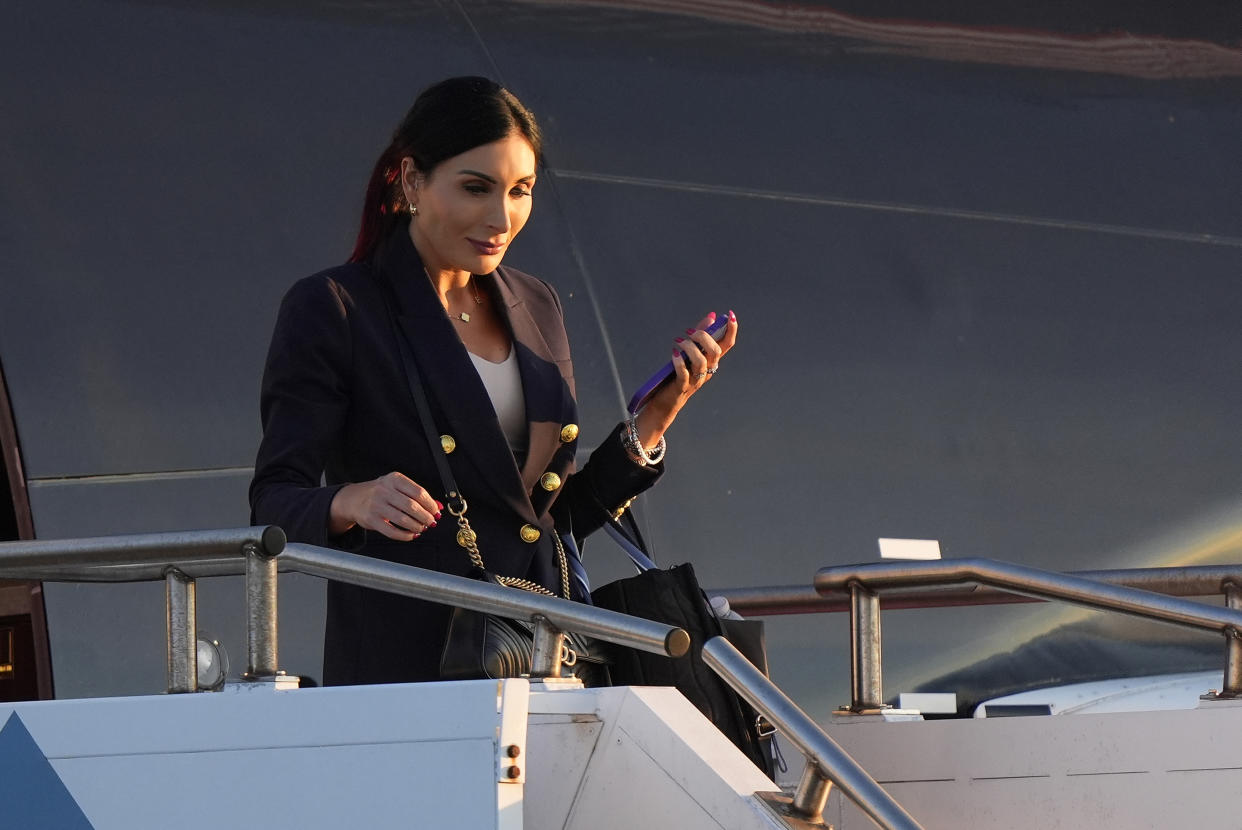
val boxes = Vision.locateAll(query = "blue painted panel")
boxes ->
[0,714,94,829]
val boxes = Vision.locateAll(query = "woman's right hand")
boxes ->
[328,472,443,541]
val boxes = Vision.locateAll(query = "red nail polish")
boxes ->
[686,328,696,335]
[728,309,736,321]
[429,521,437,528]
[673,348,680,357]
[435,500,444,510]
[674,337,684,343]
[707,311,717,321]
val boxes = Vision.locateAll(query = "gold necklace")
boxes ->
[457,276,483,323]
[426,268,484,323]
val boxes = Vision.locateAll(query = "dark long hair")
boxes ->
[348,77,543,263]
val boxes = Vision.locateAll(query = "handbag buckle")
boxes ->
[755,716,776,738]
[561,643,578,667]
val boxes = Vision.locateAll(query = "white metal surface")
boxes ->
[896,693,956,714]
[0,679,529,830]
[525,685,786,830]
[0,677,800,830]
[974,670,1221,716]
[825,698,1242,829]
[877,539,942,560]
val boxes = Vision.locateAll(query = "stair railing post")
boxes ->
[165,568,197,693]
[850,582,886,712]
[1223,581,1242,697]
[244,541,279,680]
[529,615,565,679]
[791,763,834,821]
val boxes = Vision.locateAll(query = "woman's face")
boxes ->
[402,131,537,275]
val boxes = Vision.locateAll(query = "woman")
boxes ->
[249,76,737,686]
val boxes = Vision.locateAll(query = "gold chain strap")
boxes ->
[551,532,571,601]
[448,495,569,600]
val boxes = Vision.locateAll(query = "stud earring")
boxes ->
[408,203,418,217]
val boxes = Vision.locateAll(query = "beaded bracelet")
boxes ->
[622,416,667,466]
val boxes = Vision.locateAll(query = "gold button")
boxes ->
[559,424,579,443]
[440,434,456,454]
[519,524,541,543]
[540,472,562,492]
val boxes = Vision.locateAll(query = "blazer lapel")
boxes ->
[375,232,535,524]
[489,267,570,495]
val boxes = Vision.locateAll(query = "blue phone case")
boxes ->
[626,315,729,414]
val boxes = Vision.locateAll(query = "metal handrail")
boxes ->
[0,526,287,580]
[815,558,1242,634]
[280,543,690,658]
[0,527,287,691]
[703,637,924,830]
[714,564,1242,616]
[0,528,690,691]
[810,557,1242,711]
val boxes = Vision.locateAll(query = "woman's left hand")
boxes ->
[634,310,738,449]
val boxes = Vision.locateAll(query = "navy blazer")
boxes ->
[250,229,661,685]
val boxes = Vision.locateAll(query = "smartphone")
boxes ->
[626,314,730,414]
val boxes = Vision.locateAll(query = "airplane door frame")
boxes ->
[0,358,54,700]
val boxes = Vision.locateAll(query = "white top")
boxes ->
[469,347,527,454]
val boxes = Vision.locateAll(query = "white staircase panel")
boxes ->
[827,701,1242,829]
[527,686,785,830]
[0,679,529,830]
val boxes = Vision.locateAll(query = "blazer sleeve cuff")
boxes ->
[582,421,664,514]
[254,483,367,553]
[322,483,368,552]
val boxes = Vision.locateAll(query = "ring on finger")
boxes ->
[694,371,708,381]
[706,365,718,374]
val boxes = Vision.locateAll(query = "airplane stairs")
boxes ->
[0,678,805,829]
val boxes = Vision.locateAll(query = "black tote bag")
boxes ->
[591,525,776,777]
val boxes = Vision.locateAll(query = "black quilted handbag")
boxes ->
[439,564,610,686]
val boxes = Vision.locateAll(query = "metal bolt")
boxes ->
[505,765,521,779]
[506,744,521,758]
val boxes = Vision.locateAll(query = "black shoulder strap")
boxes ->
[373,268,462,505]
